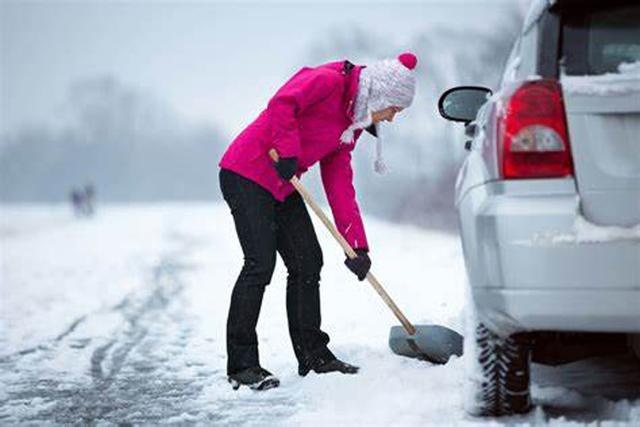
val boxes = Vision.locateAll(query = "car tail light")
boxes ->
[497,79,573,179]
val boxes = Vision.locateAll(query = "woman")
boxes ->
[219,52,418,391]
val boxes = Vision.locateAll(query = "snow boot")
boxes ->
[298,356,359,377]
[228,367,280,391]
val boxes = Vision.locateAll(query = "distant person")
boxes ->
[69,188,84,217]
[83,183,96,216]
[218,52,418,390]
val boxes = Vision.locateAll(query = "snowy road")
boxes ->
[1,203,639,425]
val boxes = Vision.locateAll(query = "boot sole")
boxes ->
[314,367,359,375]
[228,376,280,391]
[300,366,359,376]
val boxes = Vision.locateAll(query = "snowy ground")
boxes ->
[1,203,639,425]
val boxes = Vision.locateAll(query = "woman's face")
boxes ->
[371,106,403,124]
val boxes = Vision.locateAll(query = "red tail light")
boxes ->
[497,79,573,179]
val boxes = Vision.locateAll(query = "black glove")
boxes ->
[344,248,371,281]
[274,157,298,181]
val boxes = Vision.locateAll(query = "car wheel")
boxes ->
[465,323,533,417]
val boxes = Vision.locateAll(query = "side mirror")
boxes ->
[438,86,493,124]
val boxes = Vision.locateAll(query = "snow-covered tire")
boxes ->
[466,323,532,417]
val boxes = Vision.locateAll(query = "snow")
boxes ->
[529,215,640,246]
[502,56,521,84]
[619,61,640,75]
[1,203,639,424]
[561,61,640,96]
[0,205,168,354]
[462,285,485,415]
[523,0,554,34]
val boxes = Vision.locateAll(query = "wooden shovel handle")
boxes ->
[268,149,416,335]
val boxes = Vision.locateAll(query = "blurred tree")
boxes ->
[0,3,526,232]
[0,76,227,202]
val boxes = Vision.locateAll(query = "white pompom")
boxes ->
[373,123,387,175]
[374,159,388,175]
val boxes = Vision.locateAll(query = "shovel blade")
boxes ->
[389,324,463,364]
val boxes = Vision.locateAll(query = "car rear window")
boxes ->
[561,5,640,75]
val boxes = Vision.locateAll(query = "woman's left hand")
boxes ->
[274,157,298,181]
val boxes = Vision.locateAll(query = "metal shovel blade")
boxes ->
[389,325,463,364]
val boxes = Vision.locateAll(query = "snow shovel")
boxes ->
[268,149,463,364]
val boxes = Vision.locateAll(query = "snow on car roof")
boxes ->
[523,0,555,34]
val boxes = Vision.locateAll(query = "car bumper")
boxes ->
[458,178,640,333]
[472,287,640,334]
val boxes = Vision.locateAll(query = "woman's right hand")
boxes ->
[344,249,371,281]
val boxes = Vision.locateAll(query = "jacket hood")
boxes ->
[315,60,364,121]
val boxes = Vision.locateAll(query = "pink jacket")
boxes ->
[219,60,368,249]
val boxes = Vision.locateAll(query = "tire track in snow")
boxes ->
[89,257,186,387]
[0,230,207,423]
[0,314,89,361]
[55,314,89,341]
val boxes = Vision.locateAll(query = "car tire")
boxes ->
[466,323,533,417]
[630,334,640,360]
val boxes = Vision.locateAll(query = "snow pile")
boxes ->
[619,61,640,75]
[559,215,640,244]
[531,215,640,245]
[462,284,485,415]
[561,61,640,96]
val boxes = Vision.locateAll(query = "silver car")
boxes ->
[438,0,640,417]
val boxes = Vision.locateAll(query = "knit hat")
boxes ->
[340,52,418,174]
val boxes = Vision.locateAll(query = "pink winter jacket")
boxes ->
[219,60,368,249]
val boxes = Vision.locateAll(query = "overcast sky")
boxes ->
[1,0,526,138]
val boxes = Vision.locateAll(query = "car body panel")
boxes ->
[459,179,640,335]
[562,90,640,227]
[452,1,640,336]
[474,288,640,335]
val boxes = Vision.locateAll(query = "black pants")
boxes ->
[219,168,334,375]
